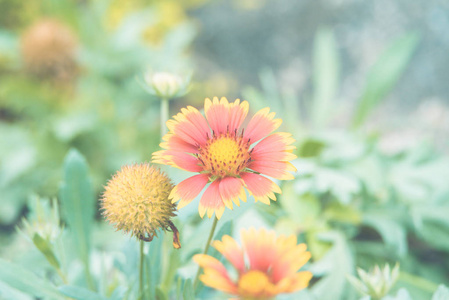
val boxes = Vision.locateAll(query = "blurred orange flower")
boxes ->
[194,228,312,299]
[153,97,297,219]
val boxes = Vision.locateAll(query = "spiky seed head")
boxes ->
[101,163,180,247]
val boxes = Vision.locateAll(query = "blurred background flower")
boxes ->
[20,19,78,82]
[194,228,312,299]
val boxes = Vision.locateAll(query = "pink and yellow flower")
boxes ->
[194,228,312,299]
[152,97,296,219]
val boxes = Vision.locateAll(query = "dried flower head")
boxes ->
[20,19,77,81]
[347,263,400,299]
[194,228,312,299]
[101,163,180,248]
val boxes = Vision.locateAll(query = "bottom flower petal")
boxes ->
[199,181,226,219]
[219,177,245,209]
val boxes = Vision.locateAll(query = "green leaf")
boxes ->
[412,206,449,251]
[147,233,163,299]
[161,241,181,295]
[280,182,321,228]
[298,139,326,158]
[325,202,361,225]
[155,287,167,300]
[59,149,95,290]
[0,280,30,300]
[312,28,339,128]
[431,285,449,300]
[59,149,95,265]
[352,33,419,127]
[314,167,361,204]
[183,279,195,300]
[0,258,66,300]
[310,231,356,300]
[363,214,407,257]
[32,233,60,269]
[58,285,107,300]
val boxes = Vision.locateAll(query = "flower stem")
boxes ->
[193,217,219,291]
[160,97,169,137]
[139,240,145,300]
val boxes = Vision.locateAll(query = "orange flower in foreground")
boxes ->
[153,97,296,219]
[194,228,312,299]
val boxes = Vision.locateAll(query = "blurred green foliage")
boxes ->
[0,0,448,299]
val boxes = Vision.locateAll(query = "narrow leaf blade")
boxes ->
[352,33,419,127]
[312,28,339,128]
[0,258,65,300]
[59,285,108,300]
[59,149,95,264]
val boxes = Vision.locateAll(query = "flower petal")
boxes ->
[212,235,245,273]
[275,271,313,293]
[241,228,277,272]
[199,180,226,219]
[219,177,245,208]
[251,132,296,161]
[153,150,202,172]
[248,161,296,180]
[205,97,230,135]
[271,244,311,283]
[167,110,209,146]
[169,174,209,209]
[241,173,281,204]
[180,106,211,138]
[228,99,249,133]
[160,133,199,154]
[194,254,237,294]
[244,107,282,143]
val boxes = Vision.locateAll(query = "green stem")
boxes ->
[160,97,169,137]
[193,218,219,291]
[139,240,145,300]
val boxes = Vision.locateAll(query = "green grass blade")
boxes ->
[182,279,194,300]
[59,149,95,288]
[59,285,108,300]
[32,233,61,270]
[0,258,66,300]
[312,28,339,128]
[352,33,419,128]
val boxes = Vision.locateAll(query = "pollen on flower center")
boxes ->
[198,132,251,178]
[209,137,239,162]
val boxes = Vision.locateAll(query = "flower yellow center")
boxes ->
[198,133,251,178]
[208,137,240,162]
[237,271,274,299]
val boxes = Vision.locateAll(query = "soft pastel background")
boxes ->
[0,0,448,299]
